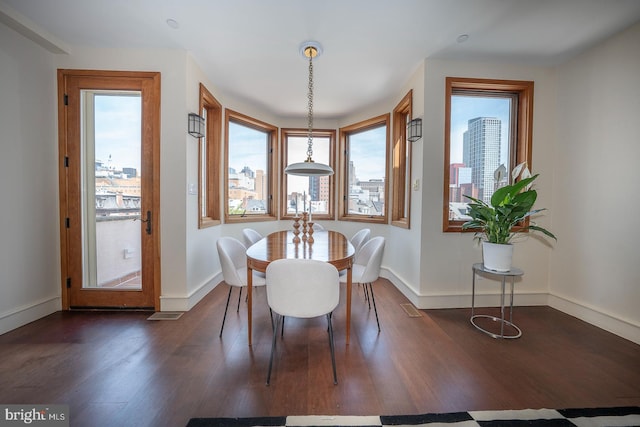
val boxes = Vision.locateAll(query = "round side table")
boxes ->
[471,263,524,339]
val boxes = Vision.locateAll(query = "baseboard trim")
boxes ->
[381,267,640,345]
[380,267,548,309]
[159,272,223,312]
[548,294,640,345]
[0,296,61,335]
[16,268,627,346]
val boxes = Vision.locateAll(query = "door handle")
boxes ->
[136,210,152,235]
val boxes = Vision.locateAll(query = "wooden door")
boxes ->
[58,70,160,309]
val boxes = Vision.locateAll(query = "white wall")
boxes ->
[549,22,640,343]
[95,220,141,284]
[377,64,425,301]
[177,54,224,311]
[0,23,60,334]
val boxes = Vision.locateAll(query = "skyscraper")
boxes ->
[309,175,330,214]
[463,117,501,203]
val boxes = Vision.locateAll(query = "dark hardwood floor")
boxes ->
[1,279,638,427]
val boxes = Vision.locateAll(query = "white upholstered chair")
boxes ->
[265,258,340,385]
[216,236,266,337]
[242,228,263,248]
[350,228,371,256]
[340,236,385,331]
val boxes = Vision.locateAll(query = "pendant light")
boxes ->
[284,42,334,177]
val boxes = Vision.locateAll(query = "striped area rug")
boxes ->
[186,406,640,426]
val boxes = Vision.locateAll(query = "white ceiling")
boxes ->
[2,0,640,120]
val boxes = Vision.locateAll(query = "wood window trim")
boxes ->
[198,83,222,228]
[338,113,391,224]
[280,128,336,220]
[443,77,534,233]
[224,109,278,223]
[391,90,413,229]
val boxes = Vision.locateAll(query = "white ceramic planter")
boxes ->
[482,241,514,272]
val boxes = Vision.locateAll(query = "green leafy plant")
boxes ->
[462,163,556,244]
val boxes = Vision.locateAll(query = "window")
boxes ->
[444,77,533,232]
[198,83,221,228]
[281,128,336,219]
[338,114,390,223]
[391,91,413,228]
[224,109,277,223]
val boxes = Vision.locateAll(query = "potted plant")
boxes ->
[462,162,556,271]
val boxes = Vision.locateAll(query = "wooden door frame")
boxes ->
[57,69,161,310]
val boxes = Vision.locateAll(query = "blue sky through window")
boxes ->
[228,121,268,173]
[450,96,511,166]
[349,126,387,182]
[94,94,141,172]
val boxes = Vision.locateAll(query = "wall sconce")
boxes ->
[407,118,422,142]
[188,113,205,138]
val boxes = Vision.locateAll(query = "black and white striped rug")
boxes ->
[187,406,640,426]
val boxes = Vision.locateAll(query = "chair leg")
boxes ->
[266,313,281,385]
[363,283,371,308]
[236,287,243,312]
[281,316,285,337]
[369,283,381,332]
[327,313,338,385]
[219,286,233,337]
[269,311,286,336]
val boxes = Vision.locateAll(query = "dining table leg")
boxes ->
[346,265,352,345]
[247,265,253,346]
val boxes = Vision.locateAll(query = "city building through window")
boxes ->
[281,128,335,220]
[338,114,390,224]
[224,110,277,223]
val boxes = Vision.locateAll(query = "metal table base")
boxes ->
[471,263,524,339]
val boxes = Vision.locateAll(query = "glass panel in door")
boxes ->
[82,91,142,290]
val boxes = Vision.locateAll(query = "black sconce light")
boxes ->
[407,118,422,142]
[188,113,205,138]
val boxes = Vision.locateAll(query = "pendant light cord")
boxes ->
[306,47,315,162]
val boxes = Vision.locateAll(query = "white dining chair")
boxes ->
[338,228,369,286]
[312,223,325,231]
[350,228,371,256]
[242,228,263,248]
[340,236,385,331]
[216,236,266,337]
[265,258,340,385]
